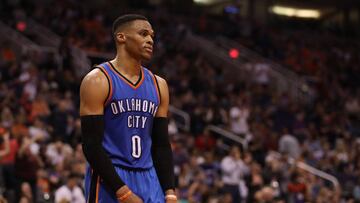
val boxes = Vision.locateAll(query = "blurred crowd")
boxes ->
[1,0,360,203]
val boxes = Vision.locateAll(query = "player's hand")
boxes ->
[120,193,143,203]
[166,199,177,203]
[165,189,177,203]
[116,185,143,203]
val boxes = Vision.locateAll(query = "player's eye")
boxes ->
[140,31,148,37]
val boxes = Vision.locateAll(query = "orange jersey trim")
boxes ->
[95,176,100,203]
[98,66,113,106]
[150,72,161,103]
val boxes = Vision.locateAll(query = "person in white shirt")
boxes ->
[229,101,250,136]
[221,146,250,203]
[55,174,85,203]
[253,61,270,85]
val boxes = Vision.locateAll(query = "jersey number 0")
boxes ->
[131,135,142,158]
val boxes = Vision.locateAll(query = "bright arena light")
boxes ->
[193,0,227,5]
[229,48,239,59]
[193,0,213,5]
[271,6,321,19]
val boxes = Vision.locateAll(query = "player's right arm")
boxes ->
[80,68,143,203]
[80,69,108,115]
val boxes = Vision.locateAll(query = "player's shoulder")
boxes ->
[81,67,108,89]
[153,74,167,87]
[143,66,167,87]
[153,74,169,100]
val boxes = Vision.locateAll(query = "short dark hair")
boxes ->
[112,14,148,35]
[68,173,79,180]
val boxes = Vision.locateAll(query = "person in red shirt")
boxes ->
[287,172,307,203]
[0,42,16,63]
[195,129,216,151]
[0,127,19,202]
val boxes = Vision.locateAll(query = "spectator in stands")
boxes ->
[287,171,308,203]
[54,174,85,203]
[253,60,270,85]
[221,145,249,203]
[278,128,300,159]
[353,179,360,202]
[50,101,70,142]
[229,99,250,136]
[168,114,179,136]
[246,162,265,203]
[29,95,51,121]
[254,186,275,203]
[186,170,209,203]
[1,108,14,129]
[45,140,73,167]
[200,151,220,188]
[0,41,16,64]
[0,128,10,190]
[0,128,17,202]
[15,136,43,202]
[19,182,33,203]
[36,169,52,203]
[195,129,216,151]
[28,117,50,143]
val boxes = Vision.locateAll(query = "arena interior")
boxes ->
[0,0,360,202]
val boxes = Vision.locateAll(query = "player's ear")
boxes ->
[116,32,126,43]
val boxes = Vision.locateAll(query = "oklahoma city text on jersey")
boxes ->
[110,98,158,129]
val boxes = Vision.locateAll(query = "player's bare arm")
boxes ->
[80,68,143,203]
[153,75,177,203]
[155,75,170,117]
[80,69,108,116]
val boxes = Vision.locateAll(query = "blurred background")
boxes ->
[0,0,359,202]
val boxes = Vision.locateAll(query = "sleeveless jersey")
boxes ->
[97,62,160,169]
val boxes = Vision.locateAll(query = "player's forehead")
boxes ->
[129,20,154,33]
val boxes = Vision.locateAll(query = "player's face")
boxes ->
[124,20,154,61]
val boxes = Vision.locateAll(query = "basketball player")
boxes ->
[80,14,176,203]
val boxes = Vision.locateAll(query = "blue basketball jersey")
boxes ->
[97,62,160,169]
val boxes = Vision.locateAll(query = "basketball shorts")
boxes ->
[84,165,165,203]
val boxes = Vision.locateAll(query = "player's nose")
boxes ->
[146,36,154,46]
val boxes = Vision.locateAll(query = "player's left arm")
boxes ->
[152,75,177,202]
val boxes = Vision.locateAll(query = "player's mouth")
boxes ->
[144,47,153,53]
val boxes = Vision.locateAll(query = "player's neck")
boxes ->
[111,54,141,76]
